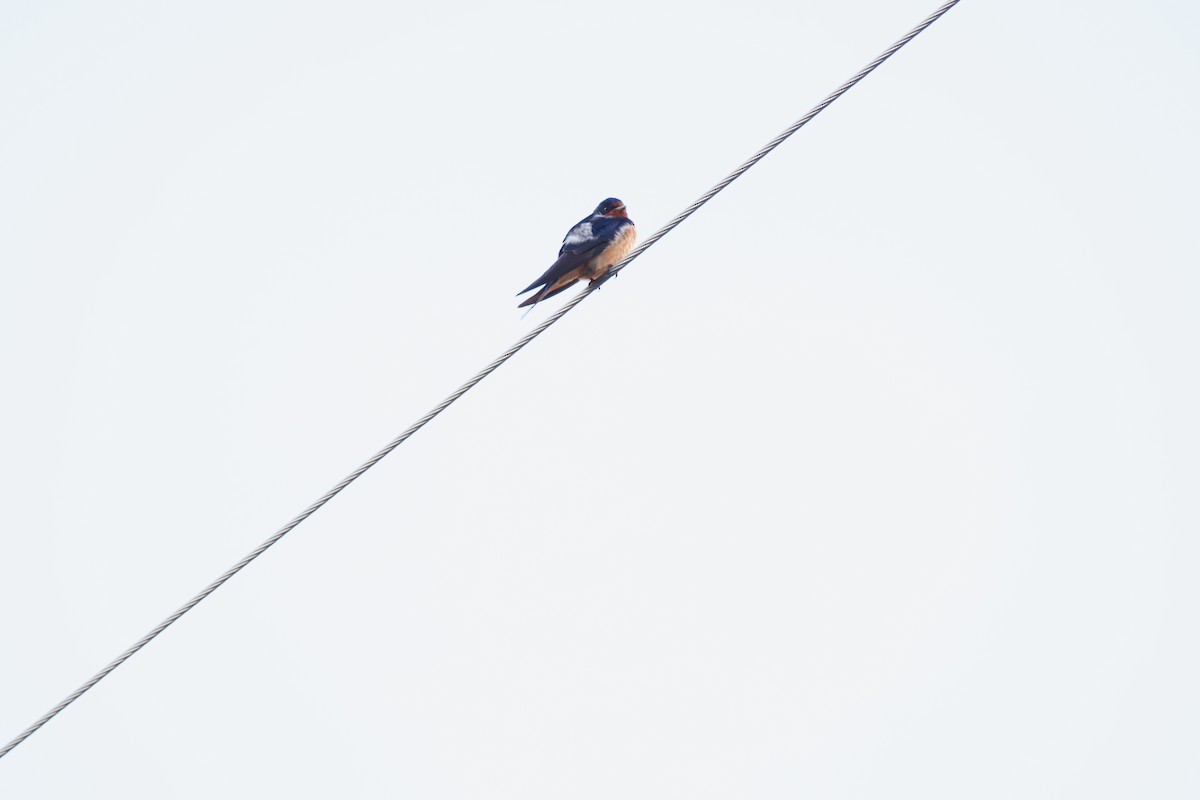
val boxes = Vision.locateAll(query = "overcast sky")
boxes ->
[2,1,1198,797]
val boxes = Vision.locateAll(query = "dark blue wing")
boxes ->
[518,216,631,297]
[558,215,629,256]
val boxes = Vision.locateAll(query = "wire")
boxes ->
[0,0,962,762]
[610,0,963,279]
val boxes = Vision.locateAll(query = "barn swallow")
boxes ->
[517,198,636,308]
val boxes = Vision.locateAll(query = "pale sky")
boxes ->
[2,1,1198,797]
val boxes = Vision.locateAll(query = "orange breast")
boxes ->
[588,225,637,280]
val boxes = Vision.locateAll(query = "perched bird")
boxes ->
[517,198,636,308]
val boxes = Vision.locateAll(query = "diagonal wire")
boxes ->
[609,0,962,280]
[0,0,962,762]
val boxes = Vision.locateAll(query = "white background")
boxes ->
[2,1,1198,797]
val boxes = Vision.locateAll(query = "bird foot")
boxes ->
[589,270,617,289]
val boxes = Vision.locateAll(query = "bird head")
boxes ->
[595,198,628,218]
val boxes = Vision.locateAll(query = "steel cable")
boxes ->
[0,0,962,762]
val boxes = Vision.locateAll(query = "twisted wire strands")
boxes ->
[0,0,962,762]
[609,0,963,280]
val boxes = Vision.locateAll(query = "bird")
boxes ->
[517,198,636,308]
